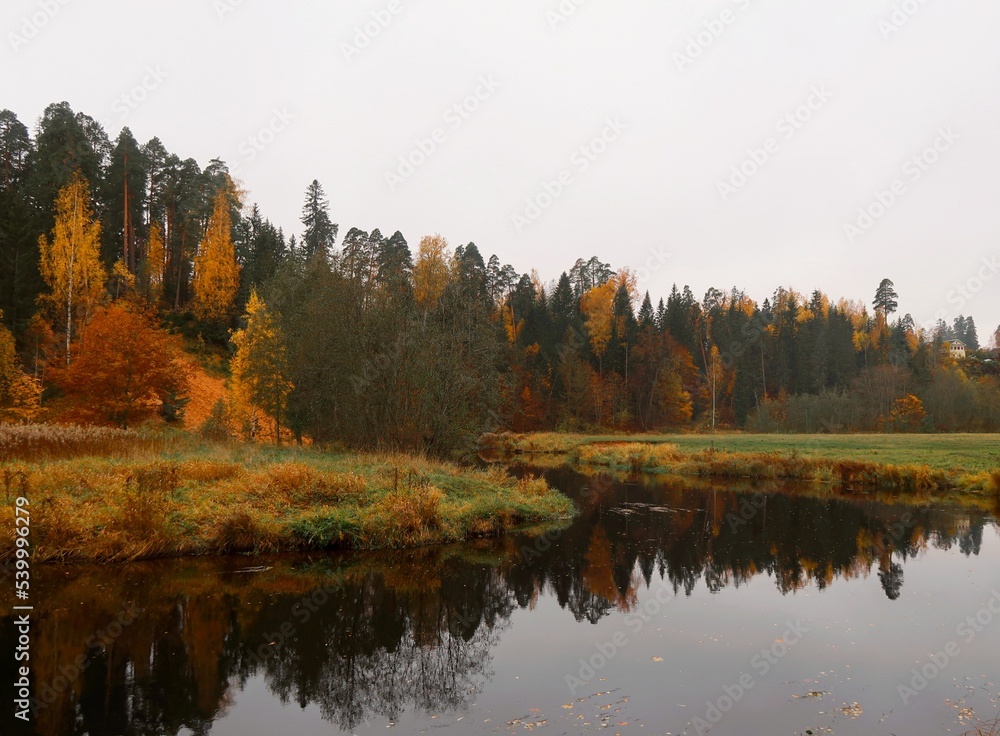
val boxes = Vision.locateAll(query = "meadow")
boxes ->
[0,424,573,563]
[484,432,1000,498]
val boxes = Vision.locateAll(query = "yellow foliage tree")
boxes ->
[413,234,452,309]
[0,315,42,422]
[502,304,523,344]
[193,184,240,321]
[145,220,166,303]
[38,171,106,365]
[109,259,136,300]
[580,280,617,372]
[230,291,293,444]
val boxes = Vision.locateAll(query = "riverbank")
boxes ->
[482,432,1000,499]
[0,425,573,563]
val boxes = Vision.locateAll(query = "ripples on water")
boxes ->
[3,466,999,735]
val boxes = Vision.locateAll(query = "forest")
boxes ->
[1,102,999,457]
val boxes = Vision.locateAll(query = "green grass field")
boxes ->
[496,432,1000,474]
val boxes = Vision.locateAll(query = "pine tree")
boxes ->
[655,297,667,333]
[873,278,898,317]
[29,103,104,237]
[300,180,338,262]
[192,181,240,322]
[38,171,106,365]
[103,128,148,271]
[962,315,979,349]
[377,230,412,289]
[637,292,654,330]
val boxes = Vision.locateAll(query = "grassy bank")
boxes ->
[0,425,573,563]
[483,432,1000,498]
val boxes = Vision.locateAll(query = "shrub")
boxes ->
[200,399,234,442]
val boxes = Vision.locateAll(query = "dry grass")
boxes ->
[0,425,573,563]
[495,432,1000,499]
[0,423,192,463]
[963,714,1000,736]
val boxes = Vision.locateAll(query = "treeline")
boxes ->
[1,102,999,454]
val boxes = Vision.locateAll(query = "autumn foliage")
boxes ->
[230,291,293,442]
[413,234,451,308]
[56,303,189,428]
[890,394,926,432]
[0,314,41,421]
[37,171,106,364]
[192,183,241,322]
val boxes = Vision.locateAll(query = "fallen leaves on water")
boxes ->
[840,702,863,718]
[791,690,827,699]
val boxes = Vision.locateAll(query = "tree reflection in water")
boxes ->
[2,467,994,735]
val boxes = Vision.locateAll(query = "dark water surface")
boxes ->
[3,467,999,735]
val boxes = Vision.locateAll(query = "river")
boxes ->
[3,465,999,735]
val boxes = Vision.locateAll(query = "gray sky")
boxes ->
[5,0,1000,343]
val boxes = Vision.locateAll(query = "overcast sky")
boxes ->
[5,0,1000,342]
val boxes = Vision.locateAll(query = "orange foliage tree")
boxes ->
[58,304,189,428]
[890,393,926,432]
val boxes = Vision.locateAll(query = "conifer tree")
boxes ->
[300,179,338,261]
[231,290,293,443]
[192,181,240,322]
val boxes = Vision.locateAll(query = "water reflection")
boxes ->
[2,467,995,735]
